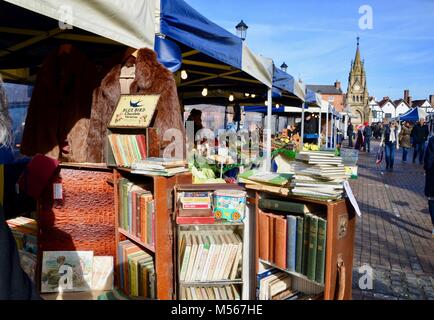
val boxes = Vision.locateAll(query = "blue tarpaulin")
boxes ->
[399,107,426,122]
[160,0,243,69]
[154,36,183,73]
[244,106,287,114]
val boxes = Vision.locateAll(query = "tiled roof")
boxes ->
[306,85,342,95]
[378,98,395,108]
[411,100,429,108]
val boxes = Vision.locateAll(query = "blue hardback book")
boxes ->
[286,216,297,271]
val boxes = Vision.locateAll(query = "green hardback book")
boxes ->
[295,216,304,274]
[259,198,315,214]
[301,214,311,275]
[306,215,319,281]
[315,218,327,284]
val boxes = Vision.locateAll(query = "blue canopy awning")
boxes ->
[399,107,427,122]
[160,0,242,69]
[244,106,287,114]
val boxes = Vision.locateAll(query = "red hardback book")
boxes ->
[176,216,215,225]
[258,211,270,261]
[273,214,288,270]
[268,214,275,263]
[136,135,147,159]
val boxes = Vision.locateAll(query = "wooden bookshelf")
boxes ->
[173,184,248,300]
[114,169,192,300]
[251,189,356,300]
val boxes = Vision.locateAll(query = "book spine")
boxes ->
[274,216,287,270]
[259,199,307,214]
[182,203,211,209]
[306,215,319,281]
[315,218,327,284]
[136,135,147,160]
[131,191,137,236]
[136,193,142,239]
[286,216,297,272]
[180,237,191,282]
[258,211,269,261]
[301,214,311,275]
[176,216,215,225]
[268,215,275,263]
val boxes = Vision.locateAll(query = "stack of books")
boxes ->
[131,158,188,177]
[291,151,347,200]
[179,232,243,283]
[181,285,241,300]
[257,269,294,300]
[118,178,155,247]
[6,217,38,282]
[108,134,147,168]
[177,191,214,224]
[258,199,327,285]
[118,240,155,299]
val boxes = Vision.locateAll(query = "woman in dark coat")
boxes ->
[354,125,364,150]
[424,135,434,238]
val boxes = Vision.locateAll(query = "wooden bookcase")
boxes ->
[113,169,192,300]
[251,189,356,300]
[173,184,249,300]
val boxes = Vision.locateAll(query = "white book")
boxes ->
[216,234,233,280]
[206,235,222,281]
[179,234,191,282]
[232,285,241,300]
[269,274,291,298]
[195,235,210,281]
[212,235,228,281]
[223,234,239,280]
[186,286,192,300]
[219,287,228,300]
[191,235,204,282]
[260,273,283,300]
[190,287,198,300]
[226,285,234,300]
[185,234,198,282]
[201,235,215,282]
[213,287,221,300]
[229,234,243,280]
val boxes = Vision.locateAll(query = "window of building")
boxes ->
[385,113,392,119]
[328,96,335,102]
[352,96,355,102]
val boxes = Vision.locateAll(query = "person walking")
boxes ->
[363,121,372,152]
[399,121,412,162]
[424,135,434,238]
[411,118,429,164]
[354,124,364,150]
[380,120,400,172]
[347,121,354,148]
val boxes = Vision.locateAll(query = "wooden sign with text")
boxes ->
[109,94,159,129]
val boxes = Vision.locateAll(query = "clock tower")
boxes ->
[346,37,370,124]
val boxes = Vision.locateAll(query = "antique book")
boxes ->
[259,198,319,214]
[286,216,297,272]
[295,216,304,274]
[306,215,319,281]
[258,211,270,261]
[179,234,191,282]
[185,234,199,282]
[301,214,311,275]
[273,214,287,270]
[315,218,327,284]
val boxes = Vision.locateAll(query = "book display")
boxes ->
[174,184,248,300]
[252,189,356,300]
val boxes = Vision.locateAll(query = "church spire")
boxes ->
[354,36,361,67]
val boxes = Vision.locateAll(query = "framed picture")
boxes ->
[109,94,160,129]
[41,251,94,293]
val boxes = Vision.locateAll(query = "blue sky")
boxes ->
[185,0,434,101]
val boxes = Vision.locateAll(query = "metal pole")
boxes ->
[318,107,322,148]
[301,103,306,148]
[325,105,329,148]
[266,88,272,171]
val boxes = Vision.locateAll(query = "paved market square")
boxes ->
[350,141,434,300]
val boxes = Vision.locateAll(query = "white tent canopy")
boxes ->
[4,0,273,87]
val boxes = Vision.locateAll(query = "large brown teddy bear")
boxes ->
[86,48,185,163]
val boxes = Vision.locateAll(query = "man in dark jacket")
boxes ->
[411,118,429,164]
[363,122,373,153]
[347,121,354,148]
[424,135,434,238]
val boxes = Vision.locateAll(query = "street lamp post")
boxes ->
[280,62,288,73]
[236,20,249,41]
